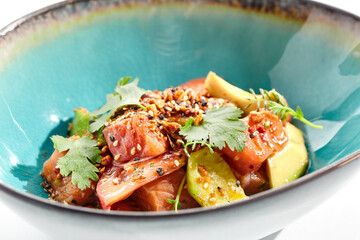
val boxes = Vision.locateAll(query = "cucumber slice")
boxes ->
[187,148,247,207]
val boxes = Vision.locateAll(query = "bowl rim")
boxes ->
[1,0,360,218]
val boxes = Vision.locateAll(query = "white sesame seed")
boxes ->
[127,122,131,130]
[171,100,176,105]
[183,95,189,101]
[175,105,180,111]
[113,140,119,147]
[131,147,136,155]
[203,182,209,189]
[209,197,217,202]
[112,178,119,185]
[165,106,172,112]
[231,186,236,191]
[174,160,180,167]
[137,144,142,151]
[148,110,154,117]
[114,154,121,160]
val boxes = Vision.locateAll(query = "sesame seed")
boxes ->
[156,167,162,173]
[114,154,121,160]
[113,140,119,147]
[174,160,180,167]
[127,122,131,130]
[159,171,165,176]
[137,144,142,151]
[209,197,217,202]
[148,110,154,117]
[133,157,140,161]
[159,114,165,120]
[165,106,172,112]
[203,182,209,189]
[231,186,236,191]
[130,147,136,155]
[112,178,119,185]
[110,136,115,142]
[236,180,241,187]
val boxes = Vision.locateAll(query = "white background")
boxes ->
[0,1,359,239]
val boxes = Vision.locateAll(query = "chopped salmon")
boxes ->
[221,110,287,175]
[103,114,168,163]
[96,151,186,209]
[42,149,96,205]
[133,168,199,211]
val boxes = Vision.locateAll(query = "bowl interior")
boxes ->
[0,0,360,198]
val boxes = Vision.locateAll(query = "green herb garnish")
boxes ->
[166,174,186,212]
[179,105,247,158]
[89,77,147,132]
[245,89,323,129]
[51,135,101,190]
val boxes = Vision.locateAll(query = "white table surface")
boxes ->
[0,1,359,239]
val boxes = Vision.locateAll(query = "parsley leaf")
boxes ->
[89,77,147,132]
[179,105,247,157]
[50,135,101,190]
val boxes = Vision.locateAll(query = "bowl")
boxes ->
[0,0,359,239]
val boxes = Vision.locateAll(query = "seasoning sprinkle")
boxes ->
[137,143,142,151]
[150,163,154,167]
[236,180,241,187]
[174,160,180,167]
[209,197,217,203]
[113,140,119,147]
[114,154,121,160]
[203,182,209,189]
[110,136,115,142]
[159,114,165,120]
[159,171,165,176]
[156,167,163,173]
[130,147,136,155]
[133,157,140,161]
[112,178,119,185]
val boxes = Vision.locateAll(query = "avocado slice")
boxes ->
[266,123,308,188]
[187,148,247,207]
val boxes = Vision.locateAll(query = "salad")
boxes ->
[42,72,322,211]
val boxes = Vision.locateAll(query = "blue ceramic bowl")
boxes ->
[0,0,359,239]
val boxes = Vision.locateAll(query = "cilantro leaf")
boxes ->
[50,135,101,190]
[179,105,247,156]
[90,77,147,132]
[246,89,323,129]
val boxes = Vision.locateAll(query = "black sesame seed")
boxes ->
[148,115,154,120]
[236,180,241,187]
[250,132,256,139]
[201,100,207,107]
[89,119,95,124]
[159,114,165,120]
[180,112,185,118]
[110,136,115,142]
[133,158,140,161]
[159,171,165,176]
[156,167,162,173]
[71,200,78,204]
[217,186,221,191]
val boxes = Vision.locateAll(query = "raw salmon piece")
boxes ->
[103,114,168,163]
[133,168,199,211]
[42,149,96,205]
[221,110,287,175]
[96,151,186,209]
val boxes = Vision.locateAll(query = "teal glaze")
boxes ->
[0,1,360,199]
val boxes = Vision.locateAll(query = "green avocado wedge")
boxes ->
[266,123,308,188]
[187,148,247,207]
